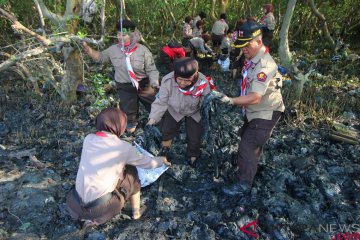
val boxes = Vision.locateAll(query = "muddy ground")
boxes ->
[0,60,359,240]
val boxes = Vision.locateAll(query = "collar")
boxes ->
[250,45,267,64]
[96,131,109,137]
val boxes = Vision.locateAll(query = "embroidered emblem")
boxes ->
[257,72,267,82]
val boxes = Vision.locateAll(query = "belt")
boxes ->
[73,190,114,209]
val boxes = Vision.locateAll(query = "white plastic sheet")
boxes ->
[134,142,168,187]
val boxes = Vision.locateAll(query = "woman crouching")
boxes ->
[66,107,169,226]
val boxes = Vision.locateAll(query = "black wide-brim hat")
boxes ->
[116,19,136,32]
[235,21,262,47]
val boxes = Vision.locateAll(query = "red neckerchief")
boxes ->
[95,132,108,137]
[124,46,139,90]
[240,47,269,115]
[205,76,217,91]
[177,77,208,98]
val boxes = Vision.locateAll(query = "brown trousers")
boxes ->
[237,111,282,185]
[66,165,140,225]
[161,110,202,158]
[116,79,156,128]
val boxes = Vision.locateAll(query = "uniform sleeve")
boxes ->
[149,79,170,123]
[144,47,160,87]
[199,39,209,54]
[199,76,212,107]
[249,60,277,96]
[225,22,229,33]
[125,144,164,169]
[99,47,111,64]
[265,14,276,30]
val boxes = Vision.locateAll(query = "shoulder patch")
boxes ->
[257,72,267,82]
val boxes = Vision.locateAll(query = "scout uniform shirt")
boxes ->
[245,45,285,121]
[76,131,164,204]
[149,72,211,123]
[190,37,213,54]
[192,15,201,29]
[99,44,159,88]
[211,19,229,35]
[261,12,276,31]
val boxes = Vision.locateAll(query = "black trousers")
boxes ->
[116,79,156,128]
[237,111,282,185]
[160,111,202,158]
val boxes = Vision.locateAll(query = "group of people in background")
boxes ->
[66,3,284,227]
[161,4,276,76]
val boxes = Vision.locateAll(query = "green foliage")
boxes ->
[0,0,9,6]
[76,30,87,39]
[91,73,112,109]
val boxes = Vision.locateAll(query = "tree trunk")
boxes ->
[308,0,335,49]
[61,46,83,104]
[210,0,217,20]
[278,0,295,70]
[278,0,307,101]
[192,0,197,17]
[100,0,105,42]
[219,0,228,14]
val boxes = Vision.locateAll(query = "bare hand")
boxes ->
[220,95,234,105]
[147,118,156,125]
[162,157,172,167]
[81,41,90,53]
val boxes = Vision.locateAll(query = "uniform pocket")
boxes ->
[131,57,144,71]
[111,57,123,67]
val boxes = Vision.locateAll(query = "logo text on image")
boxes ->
[318,224,360,240]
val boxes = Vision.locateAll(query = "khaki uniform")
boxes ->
[100,44,159,88]
[192,15,201,29]
[245,46,285,120]
[149,72,211,157]
[211,19,229,36]
[190,37,213,54]
[237,45,284,185]
[211,19,229,47]
[261,12,276,31]
[220,36,231,54]
[260,12,275,47]
[66,131,164,225]
[100,44,159,128]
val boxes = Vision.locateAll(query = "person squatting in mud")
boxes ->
[82,19,159,134]
[220,21,285,196]
[66,107,171,226]
[147,57,214,168]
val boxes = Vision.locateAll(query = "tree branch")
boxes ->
[0,7,51,46]
[308,0,335,48]
[33,0,46,35]
[37,0,65,26]
[0,47,45,72]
